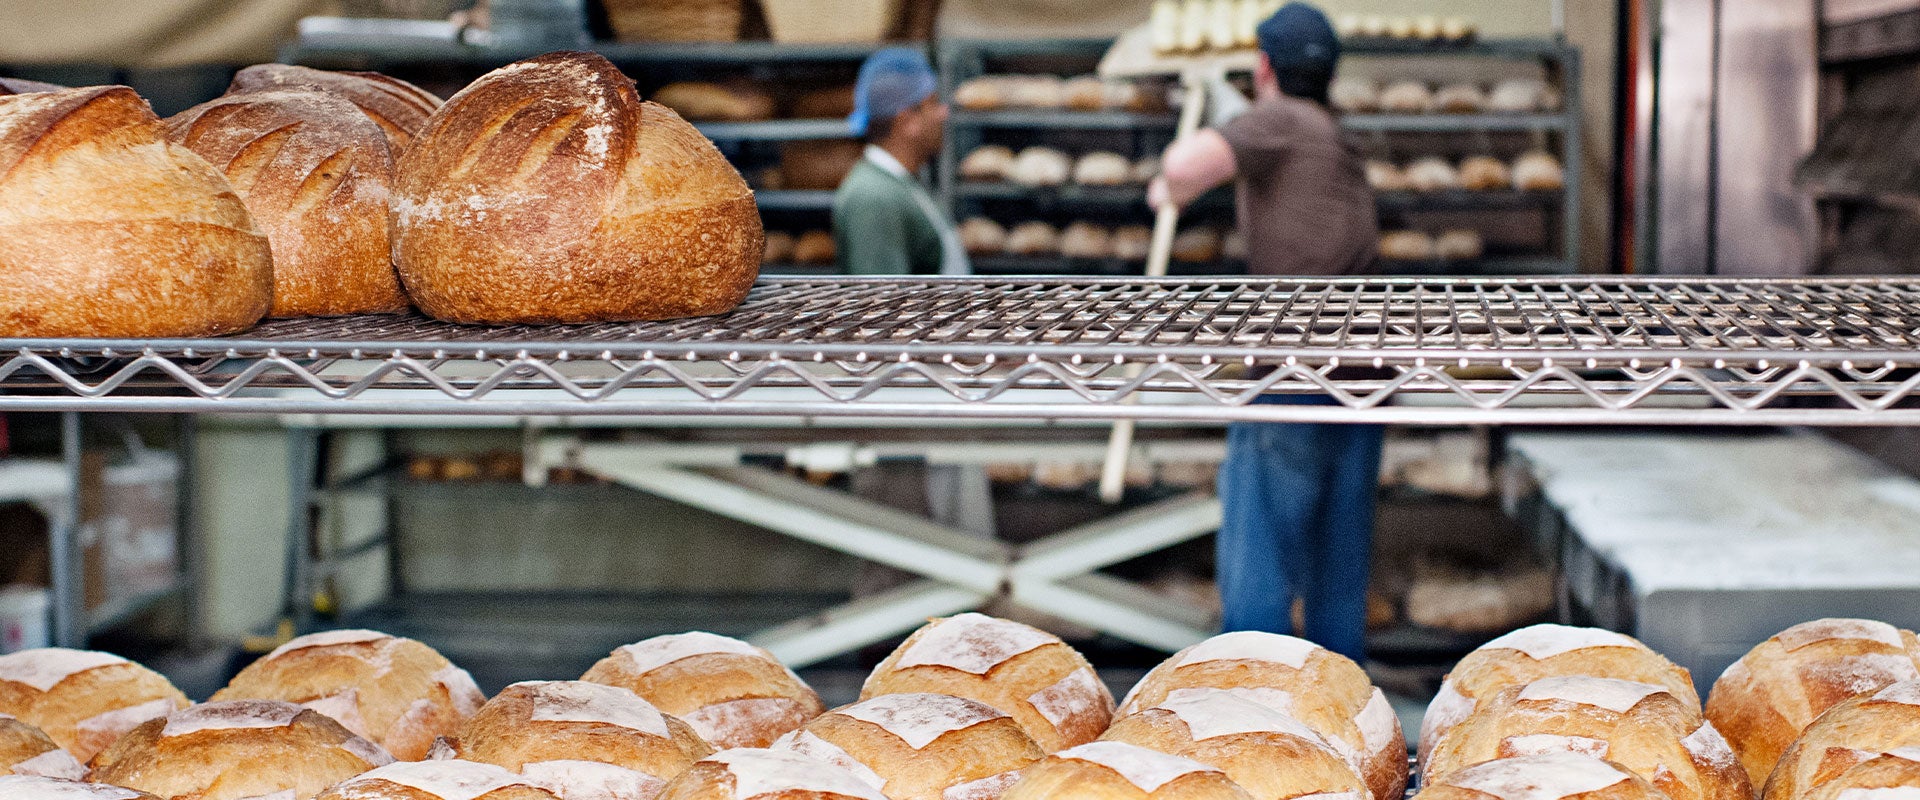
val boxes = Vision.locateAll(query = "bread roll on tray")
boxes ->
[1120,631,1406,800]
[1074,152,1131,186]
[771,692,1042,800]
[954,77,1006,111]
[1112,226,1153,261]
[168,89,408,318]
[1380,81,1434,114]
[0,775,161,800]
[1101,688,1366,800]
[762,231,795,265]
[1005,222,1062,257]
[228,64,441,151]
[1001,741,1254,800]
[1378,231,1435,261]
[1766,681,1920,800]
[0,648,189,764]
[1060,223,1113,259]
[91,699,394,800]
[0,86,272,337]
[392,51,761,324]
[863,613,1113,752]
[657,748,888,800]
[1418,754,1674,800]
[1008,147,1072,188]
[1513,152,1565,191]
[316,759,561,800]
[583,632,824,750]
[0,715,83,779]
[1708,618,1920,788]
[450,680,712,800]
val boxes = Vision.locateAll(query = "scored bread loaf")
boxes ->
[1707,619,1920,788]
[1100,688,1367,800]
[657,748,888,800]
[1008,147,1072,188]
[959,145,1016,182]
[227,64,441,152]
[771,692,1042,800]
[862,613,1114,753]
[451,680,713,799]
[316,759,561,800]
[1060,222,1113,259]
[1800,750,1920,800]
[91,699,394,800]
[0,775,161,799]
[1417,754,1674,800]
[1119,632,1407,800]
[0,714,84,779]
[0,648,190,763]
[0,86,272,337]
[582,632,824,750]
[1765,681,1920,800]
[0,78,64,95]
[1000,741,1255,800]
[167,89,409,318]
[1423,676,1749,800]
[1005,222,1063,257]
[211,629,485,762]
[959,218,1008,256]
[1423,625,1698,764]
[392,51,761,324]
[1459,156,1513,191]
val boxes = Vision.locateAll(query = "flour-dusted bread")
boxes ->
[0,648,189,764]
[1434,230,1485,261]
[1101,688,1366,800]
[1418,754,1673,800]
[1435,84,1488,114]
[91,700,394,800]
[954,77,1008,112]
[1513,152,1566,191]
[582,632,823,750]
[0,714,84,779]
[656,748,888,800]
[959,145,1016,182]
[1424,676,1748,800]
[1378,231,1434,262]
[1423,625,1698,764]
[1708,619,1920,788]
[227,64,442,152]
[1799,749,1920,800]
[0,78,64,96]
[1073,152,1131,187]
[863,613,1114,753]
[1120,632,1406,800]
[1331,78,1381,114]
[451,680,712,800]
[1001,741,1254,800]
[1005,222,1063,257]
[1060,223,1113,259]
[211,629,485,762]
[1405,157,1461,192]
[1765,681,1920,800]
[1008,147,1072,188]
[316,759,562,800]
[959,218,1008,256]
[1380,81,1434,114]
[1459,156,1513,191]
[0,775,160,800]
[392,51,761,324]
[1366,160,1411,192]
[772,692,1042,800]
[1488,79,1557,114]
[0,86,272,338]
[167,89,408,318]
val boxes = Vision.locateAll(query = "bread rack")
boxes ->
[5,275,1920,425]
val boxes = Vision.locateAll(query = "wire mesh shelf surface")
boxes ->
[5,276,1920,424]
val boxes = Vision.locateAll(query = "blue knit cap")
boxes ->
[849,47,938,137]
[1257,2,1341,101]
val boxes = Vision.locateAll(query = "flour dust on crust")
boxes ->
[1154,688,1328,744]
[708,748,889,800]
[617,633,776,677]
[894,614,1059,676]
[0,649,128,693]
[1443,754,1634,800]
[770,729,887,789]
[1057,741,1225,793]
[1174,631,1323,670]
[1483,626,1643,661]
[1775,620,1907,653]
[521,759,668,800]
[160,700,304,739]
[835,693,1003,751]
[0,775,155,800]
[518,681,672,738]
[326,759,540,800]
[1517,677,1668,714]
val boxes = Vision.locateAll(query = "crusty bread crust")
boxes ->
[391,51,761,325]
[90,700,391,800]
[1764,681,1920,800]
[228,64,441,153]
[0,649,190,764]
[168,89,408,318]
[0,87,271,337]
[453,680,712,784]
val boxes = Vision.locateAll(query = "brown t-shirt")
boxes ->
[1220,95,1377,276]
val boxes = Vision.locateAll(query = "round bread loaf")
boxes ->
[0,775,161,799]
[1063,76,1109,112]
[771,692,1042,800]
[1331,78,1380,114]
[762,232,795,265]
[392,51,762,324]
[582,632,824,750]
[1488,79,1554,114]
[452,680,712,799]
[1113,226,1153,261]
[959,145,1016,182]
[792,231,837,266]
[316,759,561,800]
[1417,754,1672,800]
[0,648,189,764]
[0,86,272,338]
[1100,688,1365,800]
[1423,625,1698,764]
[0,78,64,96]
[167,89,409,318]
[862,613,1114,752]
[1380,81,1434,114]
[1005,76,1065,110]
[1459,156,1512,191]
[1800,750,1920,800]
[657,748,888,800]
[1008,147,1072,188]
[227,64,442,152]
[1766,681,1920,800]
[1434,230,1485,261]
[1119,632,1406,800]
[954,78,1006,112]
[0,714,84,779]
[1060,223,1113,259]
[1424,676,1748,800]
[1405,157,1461,192]
[1001,741,1254,800]
[211,629,485,762]
[91,699,394,800]
[1435,84,1488,114]
[1378,231,1434,262]
[1708,619,1920,788]
[959,218,1008,256]
[1073,152,1131,187]
[1513,152,1566,191]
[1006,222,1063,257]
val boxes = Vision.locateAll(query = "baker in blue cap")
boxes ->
[832,47,967,276]
[1149,3,1382,662]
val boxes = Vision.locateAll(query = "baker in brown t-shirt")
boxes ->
[1147,2,1376,276]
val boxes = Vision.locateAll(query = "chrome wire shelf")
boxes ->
[5,277,1920,424]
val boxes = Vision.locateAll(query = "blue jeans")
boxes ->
[1215,395,1384,662]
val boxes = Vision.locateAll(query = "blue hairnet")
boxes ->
[849,47,938,137]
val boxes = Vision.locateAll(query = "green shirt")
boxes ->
[832,156,950,276]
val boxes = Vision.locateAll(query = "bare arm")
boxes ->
[1147,128,1237,212]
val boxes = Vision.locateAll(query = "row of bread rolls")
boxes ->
[1367,152,1565,193]
[651,82,854,123]
[961,219,1247,263]
[0,50,763,338]
[1379,229,1486,262]
[959,146,1159,188]
[763,231,838,267]
[1334,13,1478,43]
[954,75,1165,114]
[1149,0,1280,54]
[1334,77,1560,115]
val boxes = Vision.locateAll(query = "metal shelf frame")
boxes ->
[5,276,1919,426]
